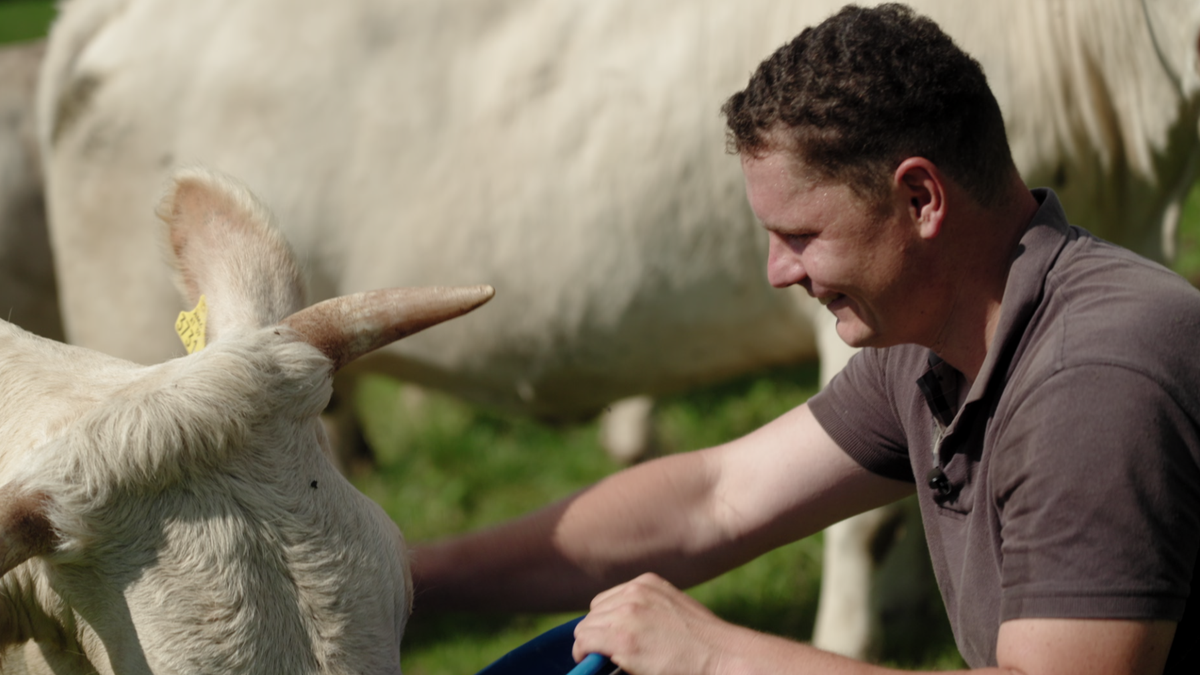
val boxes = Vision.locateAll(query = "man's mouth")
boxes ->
[818,293,844,307]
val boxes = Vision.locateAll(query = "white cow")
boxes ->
[0,39,61,342]
[36,0,1200,661]
[0,166,492,673]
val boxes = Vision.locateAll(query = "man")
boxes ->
[412,5,1199,673]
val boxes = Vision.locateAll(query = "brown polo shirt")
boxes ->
[809,190,1200,670]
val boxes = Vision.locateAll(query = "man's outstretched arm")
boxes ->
[410,402,913,613]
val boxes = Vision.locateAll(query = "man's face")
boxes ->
[742,149,926,349]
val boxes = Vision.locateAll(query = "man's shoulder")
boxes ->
[1039,228,1200,371]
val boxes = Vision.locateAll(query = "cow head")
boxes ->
[0,167,492,673]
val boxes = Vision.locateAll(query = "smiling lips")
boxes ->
[818,293,843,307]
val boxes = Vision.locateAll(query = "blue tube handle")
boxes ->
[566,653,610,675]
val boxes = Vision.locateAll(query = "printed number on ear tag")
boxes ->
[175,295,208,354]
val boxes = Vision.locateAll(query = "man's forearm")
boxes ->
[410,449,743,613]
[410,495,598,612]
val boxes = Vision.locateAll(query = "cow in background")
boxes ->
[0,166,491,673]
[36,0,1200,661]
[0,38,61,342]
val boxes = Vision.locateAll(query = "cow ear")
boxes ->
[157,167,306,343]
[0,491,56,577]
[282,285,494,371]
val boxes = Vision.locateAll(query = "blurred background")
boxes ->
[5,0,1200,672]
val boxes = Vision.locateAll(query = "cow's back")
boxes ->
[37,0,1200,418]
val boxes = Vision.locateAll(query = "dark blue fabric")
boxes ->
[475,617,615,675]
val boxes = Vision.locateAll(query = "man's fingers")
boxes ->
[589,572,672,609]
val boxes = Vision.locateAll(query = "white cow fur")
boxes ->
[0,169,436,674]
[35,0,1200,661]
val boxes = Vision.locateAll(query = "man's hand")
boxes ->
[571,573,745,675]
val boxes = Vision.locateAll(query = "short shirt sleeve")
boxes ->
[993,363,1200,623]
[808,347,916,483]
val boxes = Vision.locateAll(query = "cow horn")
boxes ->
[281,285,495,371]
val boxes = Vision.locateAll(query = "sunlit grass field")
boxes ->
[5,1,1200,672]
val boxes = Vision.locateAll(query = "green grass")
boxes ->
[1174,182,1200,284]
[0,0,55,44]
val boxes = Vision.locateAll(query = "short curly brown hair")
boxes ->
[722,3,1016,209]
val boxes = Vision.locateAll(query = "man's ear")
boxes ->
[893,157,946,240]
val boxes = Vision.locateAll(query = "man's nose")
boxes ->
[766,232,806,289]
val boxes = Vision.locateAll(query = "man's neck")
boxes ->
[929,184,1040,384]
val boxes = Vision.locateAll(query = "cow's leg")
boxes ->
[807,303,943,661]
[812,505,902,658]
[599,395,659,464]
[873,497,945,659]
[805,301,890,659]
[814,497,938,660]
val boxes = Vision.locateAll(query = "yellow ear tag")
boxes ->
[175,295,208,354]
